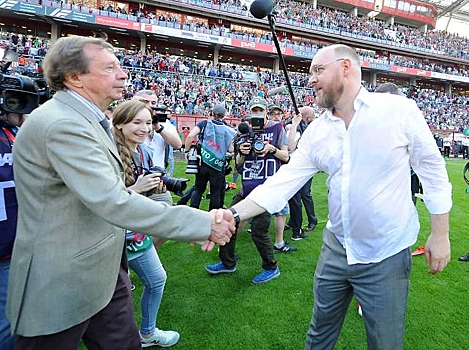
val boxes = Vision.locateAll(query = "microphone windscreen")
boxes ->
[250,0,274,19]
[238,122,250,134]
[267,85,287,96]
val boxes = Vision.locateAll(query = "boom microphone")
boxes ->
[250,0,274,19]
[238,122,250,135]
[267,85,287,96]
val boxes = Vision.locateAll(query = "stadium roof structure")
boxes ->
[424,0,469,21]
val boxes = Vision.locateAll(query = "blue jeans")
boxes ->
[128,246,167,335]
[0,259,15,350]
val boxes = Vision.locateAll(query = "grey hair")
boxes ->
[375,82,404,96]
[43,36,114,91]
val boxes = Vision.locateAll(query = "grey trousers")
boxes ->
[305,229,411,350]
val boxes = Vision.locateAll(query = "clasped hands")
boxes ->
[201,209,237,251]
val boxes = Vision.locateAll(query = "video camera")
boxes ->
[151,104,169,124]
[0,73,49,114]
[234,118,266,154]
[143,165,189,197]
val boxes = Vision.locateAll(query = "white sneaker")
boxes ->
[140,329,180,348]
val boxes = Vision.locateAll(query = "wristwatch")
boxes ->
[271,148,277,155]
[155,125,165,133]
[229,207,241,232]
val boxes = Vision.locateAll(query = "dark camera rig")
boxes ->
[234,117,266,155]
[151,104,169,124]
[143,165,189,197]
[0,73,50,115]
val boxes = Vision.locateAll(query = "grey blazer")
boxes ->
[7,91,212,336]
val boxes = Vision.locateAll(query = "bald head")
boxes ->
[300,106,315,123]
[309,44,362,110]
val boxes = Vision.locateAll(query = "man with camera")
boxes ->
[0,110,25,350]
[134,90,182,176]
[184,104,236,210]
[0,71,41,350]
[205,96,289,283]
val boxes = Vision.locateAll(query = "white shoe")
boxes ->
[140,329,180,348]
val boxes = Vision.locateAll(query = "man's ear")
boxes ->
[64,72,83,89]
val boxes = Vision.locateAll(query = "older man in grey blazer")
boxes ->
[6,36,234,349]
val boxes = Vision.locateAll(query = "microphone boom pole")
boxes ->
[267,13,300,115]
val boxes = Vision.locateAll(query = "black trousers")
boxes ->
[463,145,468,159]
[15,265,141,350]
[190,163,225,210]
[219,193,277,270]
[287,177,317,234]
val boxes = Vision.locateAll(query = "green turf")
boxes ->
[81,157,469,349]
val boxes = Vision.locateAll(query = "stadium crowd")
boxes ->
[1,38,468,132]
[2,0,469,72]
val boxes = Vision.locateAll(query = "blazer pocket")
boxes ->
[74,233,115,260]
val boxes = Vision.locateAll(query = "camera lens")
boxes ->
[162,176,189,196]
[2,90,39,114]
[253,140,265,152]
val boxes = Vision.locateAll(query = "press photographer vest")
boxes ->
[240,122,284,197]
[0,122,18,259]
[198,119,236,171]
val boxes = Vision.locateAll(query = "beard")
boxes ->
[316,75,344,109]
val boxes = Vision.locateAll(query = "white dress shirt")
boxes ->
[248,88,452,264]
[144,121,177,169]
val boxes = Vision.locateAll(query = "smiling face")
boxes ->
[69,44,128,111]
[116,107,152,150]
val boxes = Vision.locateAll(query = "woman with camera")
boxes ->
[112,100,180,348]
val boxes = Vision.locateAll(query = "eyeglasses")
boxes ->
[310,58,345,77]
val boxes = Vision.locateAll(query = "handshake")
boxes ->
[202,208,240,251]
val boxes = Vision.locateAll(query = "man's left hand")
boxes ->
[425,233,451,274]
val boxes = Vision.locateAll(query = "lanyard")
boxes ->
[130,147,145,182]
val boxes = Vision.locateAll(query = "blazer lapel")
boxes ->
[53,91,123,169]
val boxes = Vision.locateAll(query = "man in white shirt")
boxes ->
[225,44,451,349]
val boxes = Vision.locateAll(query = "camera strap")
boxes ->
[130,147,145,180]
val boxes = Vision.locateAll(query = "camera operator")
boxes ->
[205,97,289,284]
[184,104,236,210]
[0,111,24,350]
[134,90,182,177]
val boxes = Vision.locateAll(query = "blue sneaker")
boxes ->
[205,261,236,275]
[252,267,280,284]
